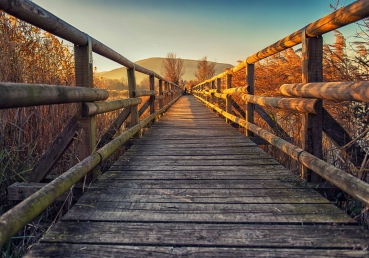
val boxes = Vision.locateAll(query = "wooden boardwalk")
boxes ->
[27,96,368,257]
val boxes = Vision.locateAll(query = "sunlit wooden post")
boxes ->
[149,75,155,125]
[128,66,139,138]
[149,75,155,114]
[216,78,221,107]
[165,82,168,105]
[211,80,215,104]
[226,74,232,123]
[74,36,97,182]
[246,64,255,136]
[301,30,323,183]
[159,79,163,109]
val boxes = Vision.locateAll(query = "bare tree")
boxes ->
[195,56,216,82]
[161,52,185,85]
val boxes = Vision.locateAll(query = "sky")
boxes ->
[32,0,359,72]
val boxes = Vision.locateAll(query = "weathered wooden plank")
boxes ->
[97,172,291,181]
[123,149,272,155]
[38,222,369,248]
[128,142,258,148]
[26,244,369,258]
[77,188,330,204]
[118,154,268,160]
[91,179,310,190]
[109,159,280,167]
[63,202,349,223]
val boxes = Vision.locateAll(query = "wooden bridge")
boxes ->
[1,0,369,257]
[25,96,369,257]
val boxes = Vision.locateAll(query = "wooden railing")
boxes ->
[0,0,182,247]
[193,1,369,206]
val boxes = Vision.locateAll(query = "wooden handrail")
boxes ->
[0,83,109,108]
[133,90,158,97]
[240,94,320,114]
[82,98,142,116]
[222,86,249,94]
[280,81,369,102]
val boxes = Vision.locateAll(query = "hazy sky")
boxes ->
[32,0,358,72]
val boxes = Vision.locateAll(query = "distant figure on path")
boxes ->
[184,87,188,95]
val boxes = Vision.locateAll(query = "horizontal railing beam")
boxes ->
[133,90,158,97]
[155,95,165,100]
[0,83,108,108]
[222,86,249,94]
[240,94,319,114]
[280,81,369,102]
[214,92,228,100]
[82,98,142,116]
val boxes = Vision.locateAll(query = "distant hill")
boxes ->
[98,57,233,84]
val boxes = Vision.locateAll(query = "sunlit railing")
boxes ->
[193,1,369,206]
[0,0,182,247]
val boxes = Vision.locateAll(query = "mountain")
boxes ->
[98,57,233,84]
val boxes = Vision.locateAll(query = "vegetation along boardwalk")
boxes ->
[26,96,369,257]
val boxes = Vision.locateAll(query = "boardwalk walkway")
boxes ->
[27,96,368,257]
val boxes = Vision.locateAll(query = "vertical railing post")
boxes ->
[74,36,97,182]
[301,29,323,183]
[159,79,163,109]
[170,84,173,102]
[217,78,221,107]
[246,63,255,136]
[149,75,155,115]
[128,66,139,138]
[226,74,232,123]
[164,82,168,105]
[211,80,215,104]
[149,75,155,125]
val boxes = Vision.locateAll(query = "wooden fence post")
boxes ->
[149,75,155,116]
[226,74,232,123]
[217,78,221,107]
[159,79,163,109]
[301,30,323,183]
[211,80,215,104]
[246,63,255,136]
[74,36,97,182]
[127,67,139,138]
[163,82,167,105]
[170,84,173,102]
